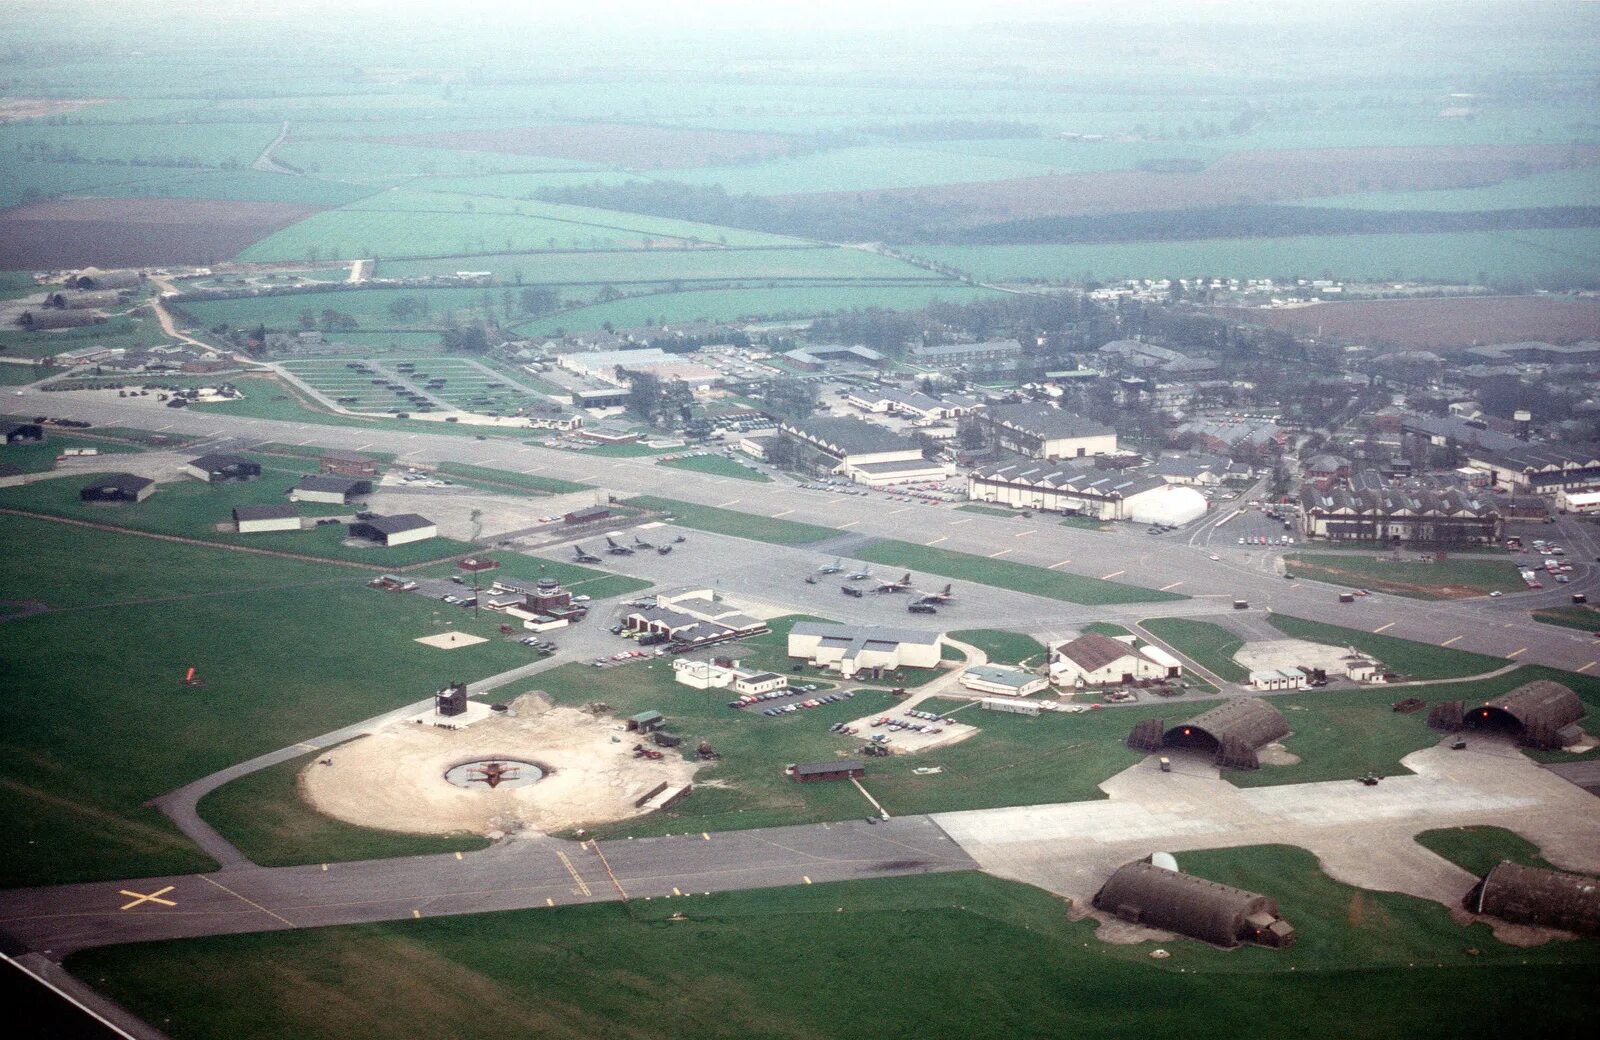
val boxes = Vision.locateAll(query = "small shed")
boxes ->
[1467,861,1600,935]
[79,473,155,503]
[564,505,611,525]
[790,760,866,783]
[627,710,665,733]
[1093,860,1295,948]
[347,513,437,547]
[1461,681,1587,750]
[184,453,261,484]
[291,474,372,504]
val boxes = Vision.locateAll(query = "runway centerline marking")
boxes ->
[118,886,175,911]
[1507,646,1527,658]
[988,548,1012,558]
[1159,581,1183,591]
[1100,570,1124,580]
[772,509,795,518]
[1048,559,1072,569]
[1441,635,1463,647]
[1373,622,1395,633]
[198,874,293,926]
[925,536,947,546]
[1014,529,1036,538]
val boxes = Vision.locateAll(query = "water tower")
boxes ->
[1514,409,1532,440]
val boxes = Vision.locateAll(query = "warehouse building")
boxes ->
[974,403,1117,460]
[959,664,1048,697]
[1458,680,1587,750]
[347,513,437,547]
[291,474,372,504]
[623,590,767,647]
[233,503,301,534]
[777,416,947,486]
[907,339,1022,369]
[320,450,381,478]
[1466,443,1600,496]
[969,456,1206,525]
[1300,486,1503,544]
[1093,860,1295,948]
[79,473,155,503]
[1126,697,1290,770]
[788,622,945,678]
[1466,861,1600,936]
[1050,633,1182,687]
[782,345,886,372]
[788,760,866,783]
[183,453,261,484]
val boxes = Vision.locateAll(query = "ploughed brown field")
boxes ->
[0,197,323,268]
[384,122,798,167]
[1222,295,1600,349]
[0,97,111,122]
[784,145,1600,223]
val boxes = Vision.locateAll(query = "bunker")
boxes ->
[1093,859,1295,948]
[1127,697,1290,770]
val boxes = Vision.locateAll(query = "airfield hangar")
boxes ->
[1093,860,1295,948]
[1126,696,1290,770]
[1435,681,1587,750]
[1466,861,1600,936]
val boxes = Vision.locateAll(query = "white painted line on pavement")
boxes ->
[354,442,372,451]
[1578,662,1596,673]
[1441,635,1463,647]
[1374,622,1395,633]
[1048,559,1072,569]
[717,499,741,507]
[772,509,795,518]
[1015,529,1036,538]
[1159,581,1183,591]
[887,507,910,516]
[949,518,974,526]
[840,520,859,529]
[1507,647,1527,658]
[925,536,947,546]
[1100,569,1124,580]
[989,548,1012,558]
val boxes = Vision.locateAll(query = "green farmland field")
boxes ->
[664,143,1060,195]
[374,244,924,283]
[924,228,1600,284]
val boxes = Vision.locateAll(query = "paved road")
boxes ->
[0,817,974,956]
[19,385,1599,673]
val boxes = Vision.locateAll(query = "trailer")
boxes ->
[982,697,1041,717]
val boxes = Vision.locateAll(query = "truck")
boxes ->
[1233,599,1249,610]
[841,585,863,598]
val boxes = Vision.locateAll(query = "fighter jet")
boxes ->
[633,534,655,550]
[845,565,871,582]
[573,545,601,564]
[915,583,956,605]
[817,557,844,575]
[872,572,914,594]
[605,535,635,556]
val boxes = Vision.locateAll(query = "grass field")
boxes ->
[854,540,1187,606]
[0,433,137,474]
[1266,614,1508,680]
[196,748,491,867]
[665,143,1059,194]
[948,628,1048,665]
[64,861,1599,1040]
[517,282,1002,335]
[657,454,772,482]
[1531,605,1600,632]
[374,245,926,283]
[0,363,51,385]
[0,516,537,887]
[0,473,472,567]
[1413,826,1558,878]
[1140,617,1250,683]
[1284,553,1520,599]
[432,461,590,495]
[623,496,838,545]
[923,228,1600,284]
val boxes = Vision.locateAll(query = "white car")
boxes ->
[1209,554,1220,561]
[1489,590,1503,597]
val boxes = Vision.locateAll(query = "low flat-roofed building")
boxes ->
[1300,485,1502,544]
[290,474,372,504]
[1249,668,1308,691]
[348,513,437,547]
[1050,633,1181,687]
[777,416,945,486]
[672,657,790,695]
[183,453,261,484]
[908,339,1022,369]
[788,621,944,678]
[976,403,1116,460]
[959,664,1048,697]
[79,473,155,503]
[969,454,1205,525]
[233,503,300,534]
[320,450,380,478]
[1465,442,1600,496]
[789,760,866,783]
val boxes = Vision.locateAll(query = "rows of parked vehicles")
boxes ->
[869,714,944,734]
[1239,534,1295,546]
[735,688,857,716]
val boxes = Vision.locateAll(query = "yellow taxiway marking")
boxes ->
[1015,529,1036,538]
[455,851,464,861]
[673,887,683,896]
[1159,581,1184,591]
[321,863,328,872]
[772,509,795,517]
[925,536,948,546]
[1374,622,1395,633]
[556,850,593,897]
[1577,661,1596,673]
[118,886,176,911]
[547,897,555,907]
[412,909,421,919]
[1100,570,1125,580]
[1441,635,1463,647]
[1507,647,1527,658]
[197,875,293,926]
[989,548,1012,558]
[1048,559,1072,569]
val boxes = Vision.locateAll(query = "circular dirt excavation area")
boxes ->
[443,758,547,790]
[300,693,700,838]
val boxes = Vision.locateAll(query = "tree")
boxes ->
[624,369,664,422]
[519,287,558,315]
[661,379,695,425]
[387,296,419,322]
[957,416,988,452]
[761,377,817,421]
[442,324,489,353]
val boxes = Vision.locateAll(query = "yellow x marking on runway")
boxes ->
[119,886,175,910]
